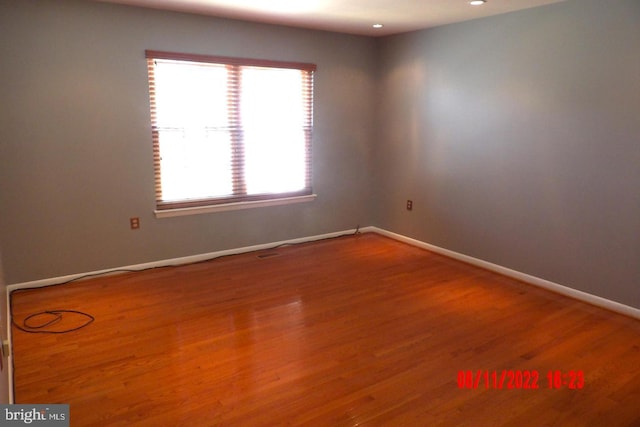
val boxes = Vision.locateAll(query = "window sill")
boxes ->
[154,194,317,218]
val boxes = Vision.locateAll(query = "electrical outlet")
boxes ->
[406,200,413,211]
[130,217,140,230]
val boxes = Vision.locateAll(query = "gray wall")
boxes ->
[375,0,640,308]
[0,0,377,283]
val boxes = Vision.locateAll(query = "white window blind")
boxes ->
[146,50,315,211]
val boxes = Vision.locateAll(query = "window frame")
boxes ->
[145,50,316,214]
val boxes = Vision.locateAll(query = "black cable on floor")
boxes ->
[12,310,95,334]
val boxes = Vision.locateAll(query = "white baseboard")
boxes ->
[6,228,362,293]
[8,225,638,320]
[7,224,639,319]
[369,226,640,320]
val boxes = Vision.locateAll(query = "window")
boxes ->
[145,50,316,213]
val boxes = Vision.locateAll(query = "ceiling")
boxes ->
[94,0,566,36]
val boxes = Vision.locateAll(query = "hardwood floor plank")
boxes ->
[11,233,640,426]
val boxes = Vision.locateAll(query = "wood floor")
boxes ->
[10,233,640,426]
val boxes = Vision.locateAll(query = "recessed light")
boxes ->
[372,23,384,29]
[470,0,486,5]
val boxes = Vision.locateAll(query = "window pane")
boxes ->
[158,129,233,201]
[154,60,228,128]
[244,128,306,194]
[241,67,307,194]
[153,60,233,201]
